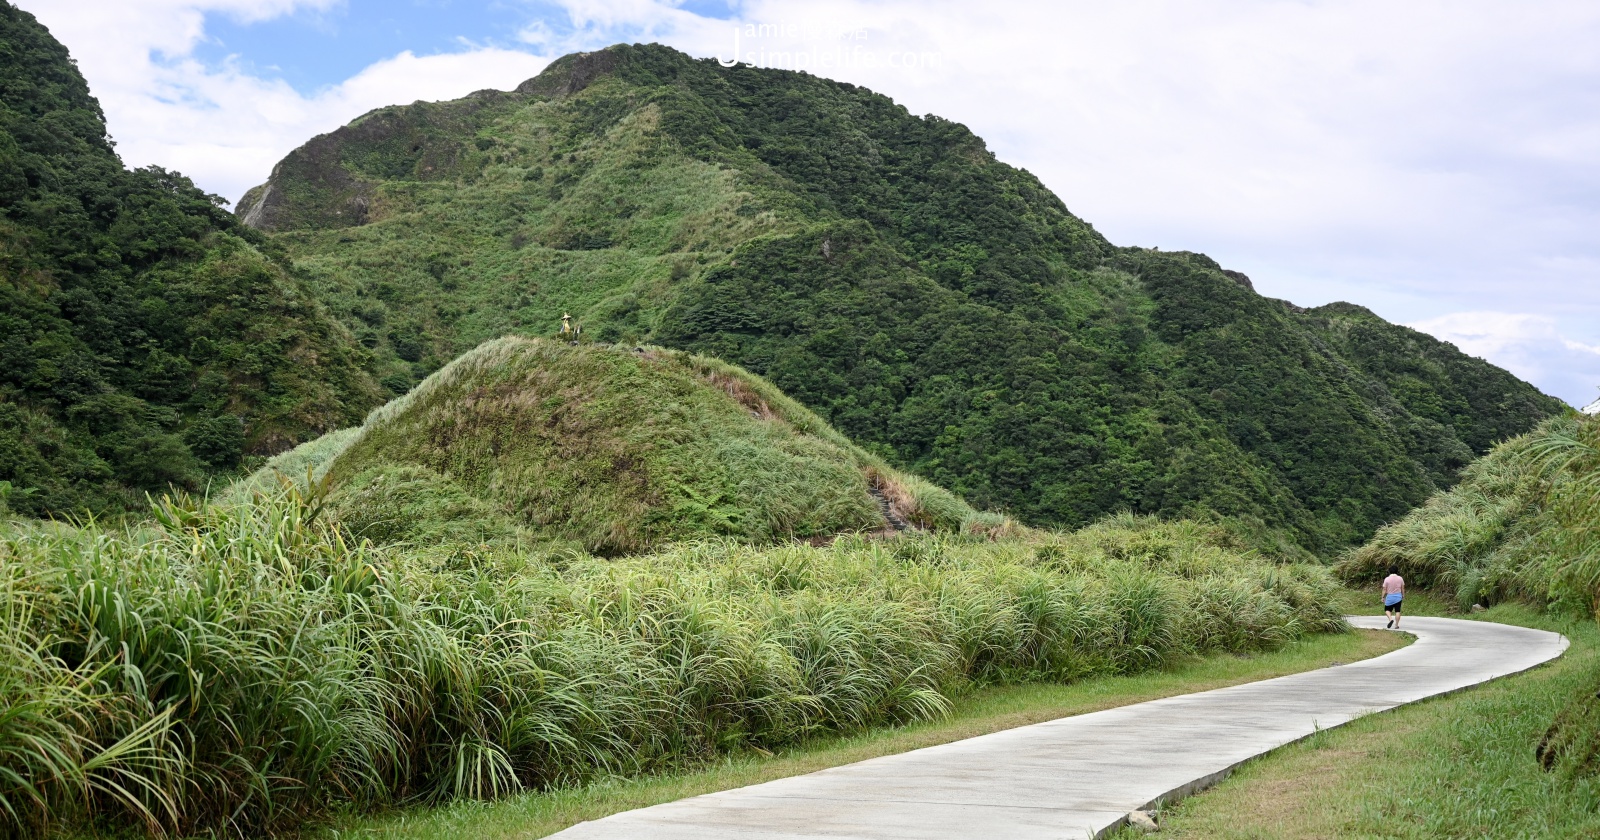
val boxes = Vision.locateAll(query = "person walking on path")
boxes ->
[1382,568,1405,629]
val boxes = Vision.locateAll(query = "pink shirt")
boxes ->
[1382,574,1405,596]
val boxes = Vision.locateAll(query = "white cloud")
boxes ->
[19,1,552,200]
[1409,312,1600,407]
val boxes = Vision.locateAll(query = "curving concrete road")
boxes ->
[551,616,1567,840]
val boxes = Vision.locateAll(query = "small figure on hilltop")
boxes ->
[1382,567,1405,629]
[559,313,583,343]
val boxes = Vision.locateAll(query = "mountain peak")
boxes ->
[225,44,1566,549]
[513,45,626,98]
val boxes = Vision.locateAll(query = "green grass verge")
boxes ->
[1123,603,1599,839]
[310,629,1407,840]
[1330,584,1458,619]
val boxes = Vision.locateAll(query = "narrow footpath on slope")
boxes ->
[551,616,1567,840]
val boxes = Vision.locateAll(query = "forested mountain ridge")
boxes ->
[1292,302,1559,454]
[0,4,381,515]
[236,43,1565,551]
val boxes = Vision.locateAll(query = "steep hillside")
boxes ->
[1339,411,1596,611]
[0,4,381,515]
[1294,302,1558,456]
[263,337,991,553]
[1337,410,1600,781]
[239,44,1565,550]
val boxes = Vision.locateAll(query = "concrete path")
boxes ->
[551,616,1567,840]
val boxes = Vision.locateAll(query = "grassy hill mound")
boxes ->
[238,43,1564,552]
[269,336,991,553]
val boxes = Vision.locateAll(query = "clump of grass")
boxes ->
[0,487,1340,838]
[0,569,181,838]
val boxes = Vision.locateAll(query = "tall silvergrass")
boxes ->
[1511,415,1600,779]
[0,488,1341,837]
[1334,414,1600,779]
[1530,416,1600,612]
[0,566,181,837]
[1338,414,1599,611]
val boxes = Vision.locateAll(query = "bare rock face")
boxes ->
[237,147,374,232]
[1222,269,1254,291]
[236,97,497,231]
[514,48,621,98]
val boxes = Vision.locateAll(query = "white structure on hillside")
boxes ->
[1583,398,1600,416]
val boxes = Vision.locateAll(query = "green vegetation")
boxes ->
[0,11,1580,832]
[1339,413,1598,613]
[1340,411,1600,784]
[1131,414,1600,836]
[1123,605,1600,840]
[240,43,1565,552]
[1295,302,1559,455]
[0,10,1564,548]
[304,336,992,554]
[0,4,380,516]
[0,481,1344,838]
[319,630,1406,840]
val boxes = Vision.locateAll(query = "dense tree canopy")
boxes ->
[0,3,379,514]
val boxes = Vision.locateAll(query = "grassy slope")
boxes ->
[259,336,992,553]
[240,44,1566,552]
[1335,411,1600,790]
[1152,417,1600,838]
[3,487,1346,838]
[1338,412,1595,611]
[1135,605,1600,840]
[316,630,1408,840]
[0,4,380,516]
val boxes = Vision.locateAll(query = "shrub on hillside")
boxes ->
[1340,412,1600,783]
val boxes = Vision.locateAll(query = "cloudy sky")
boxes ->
[20,0,1600,408]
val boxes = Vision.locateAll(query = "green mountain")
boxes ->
[238,44,1562,551]
[1292,302,1555,456]
[256,336,994,554]
[0,4,380,514]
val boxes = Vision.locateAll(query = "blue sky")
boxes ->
[21,0,1600,408]
[192,2,513,92]
[191,0,737,93]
